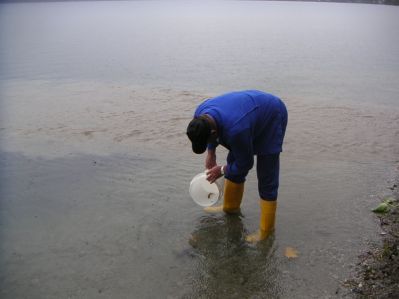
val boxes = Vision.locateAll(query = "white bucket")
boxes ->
[189,172,223,207]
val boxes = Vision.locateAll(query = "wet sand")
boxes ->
[1,79,398,161]
[1,80,398,298]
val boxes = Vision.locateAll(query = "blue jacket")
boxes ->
[194,90,288,178]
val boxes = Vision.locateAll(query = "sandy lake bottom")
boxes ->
[0,81,398,298]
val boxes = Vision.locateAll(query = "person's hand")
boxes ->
[206,165,223,184]
[205,149,217,170]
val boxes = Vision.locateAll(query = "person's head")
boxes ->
[186,116,213,154]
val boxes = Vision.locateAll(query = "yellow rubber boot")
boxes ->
[222,179,244,214]
[204,179,244,214]
[246,199,277,243]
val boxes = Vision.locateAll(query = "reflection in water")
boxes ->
[187,214,281,298]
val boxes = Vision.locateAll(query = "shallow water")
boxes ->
[0,1,399,298]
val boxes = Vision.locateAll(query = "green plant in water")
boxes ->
[372,196,397,214]
[373,202,391,214]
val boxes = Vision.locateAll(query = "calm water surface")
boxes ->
[0,1,398,298]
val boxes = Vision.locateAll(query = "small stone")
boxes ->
[352,287,363,294]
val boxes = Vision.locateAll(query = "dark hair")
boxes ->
[186,117,211,154]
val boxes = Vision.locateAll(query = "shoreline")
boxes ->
[344,168,399,298]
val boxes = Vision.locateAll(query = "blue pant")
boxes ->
[226,153,280,201]
[256,154,280,201]
[224,100,287,201]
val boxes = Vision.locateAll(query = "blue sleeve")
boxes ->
[207,143,218,150]
[225,129,254,180]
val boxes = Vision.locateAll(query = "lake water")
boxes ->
[0,1,398,298]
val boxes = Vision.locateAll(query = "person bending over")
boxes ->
[186,90,288,242]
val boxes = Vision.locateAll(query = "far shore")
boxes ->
[1,0,399,6]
